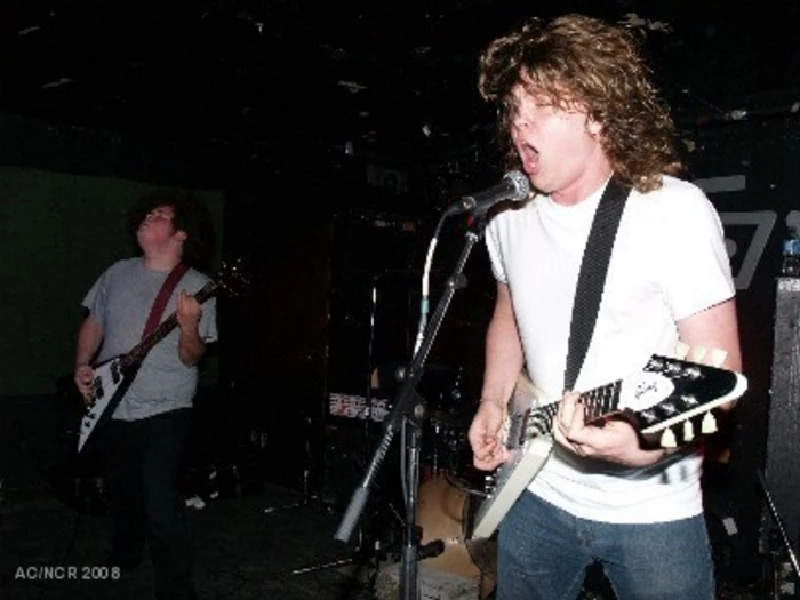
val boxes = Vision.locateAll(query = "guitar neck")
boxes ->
[118,282,218,372]
[521,353,745,445]
[523,381,622,439]
[120,315,179,370]
[580,381,623,421]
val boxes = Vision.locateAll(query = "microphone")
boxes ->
[445,170,530,217]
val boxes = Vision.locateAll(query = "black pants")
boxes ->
[102,408,195,600]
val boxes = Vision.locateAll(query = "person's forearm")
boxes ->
[481,313,524,408]
[75,317,103,367]
[621,445,676,467]
[677,298,742,412]
[178,327,205,366]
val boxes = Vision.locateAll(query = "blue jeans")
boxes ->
[497,491,715,600]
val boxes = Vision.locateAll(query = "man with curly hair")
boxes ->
[467,14,742,600]
[74,190,217,600]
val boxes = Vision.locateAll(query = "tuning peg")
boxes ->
[710,349,727,368]
[676,341,690,360]
[691,346,707,363]
[702,412,717,434]
[660,428,678,448]
[683,421,695,442]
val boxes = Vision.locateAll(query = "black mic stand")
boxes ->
[334,213,488,600]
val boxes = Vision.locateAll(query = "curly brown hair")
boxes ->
[478,14,683,193]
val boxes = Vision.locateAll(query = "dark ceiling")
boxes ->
[1,0,798,166]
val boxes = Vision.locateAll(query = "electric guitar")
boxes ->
[77,260,248,452]
[469,345,747,540]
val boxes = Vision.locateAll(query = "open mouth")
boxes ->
[519,142,540,174]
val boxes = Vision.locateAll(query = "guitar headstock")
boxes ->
[618,343,747,449]
[214,257,250,298]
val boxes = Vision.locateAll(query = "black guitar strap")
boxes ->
[563,177,631,392]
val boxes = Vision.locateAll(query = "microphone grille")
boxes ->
[505,170,531,200]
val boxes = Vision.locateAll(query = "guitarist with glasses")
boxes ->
[467,14,743,600]
[73,190,217,600]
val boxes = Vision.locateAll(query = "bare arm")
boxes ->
[676,297,742,410]
[176,290,206,366]
[178,328,206,366]
[480,281,525,409]
[74,314,103,401]
[75,315,103,369]
[470,281,525,470]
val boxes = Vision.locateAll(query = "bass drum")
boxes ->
[415,474,497,599]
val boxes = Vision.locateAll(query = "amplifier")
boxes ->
[765,277,800,548]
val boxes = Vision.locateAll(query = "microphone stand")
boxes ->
[334,213,488,600]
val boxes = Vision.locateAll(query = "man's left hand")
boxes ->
[553,392,666,467]
[176,290,202,331]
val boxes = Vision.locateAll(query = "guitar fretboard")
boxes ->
[119,281,218,372]
[519,380,624,442]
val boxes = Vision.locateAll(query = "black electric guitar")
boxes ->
[469,345,747,540]
[77,260,248,452]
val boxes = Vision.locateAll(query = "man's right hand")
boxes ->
[74,365,95,406]
[468,401,510,471]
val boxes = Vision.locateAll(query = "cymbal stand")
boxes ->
[262,415,328,513]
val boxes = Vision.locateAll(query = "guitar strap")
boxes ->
[563,177,631,392]
[141,262,189,339]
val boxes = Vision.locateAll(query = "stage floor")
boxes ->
[1,482,381,600]
[0,477,771,600]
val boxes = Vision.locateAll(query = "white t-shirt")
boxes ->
[484,175,735,523]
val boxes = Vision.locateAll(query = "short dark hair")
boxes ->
[128,189,217,271]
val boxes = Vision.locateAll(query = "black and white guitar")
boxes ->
[77,260,248,453]
[469,345,747,540]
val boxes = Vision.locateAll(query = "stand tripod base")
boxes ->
[292,556,363,576]
[263,494,335,514]
[376,560,494,600]
[289,489,404,579]
[262,469,336,514]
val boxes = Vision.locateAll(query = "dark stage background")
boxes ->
[1,2,799,591]
[2,106,800,590]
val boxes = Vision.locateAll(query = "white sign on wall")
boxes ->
[698,175,794,290]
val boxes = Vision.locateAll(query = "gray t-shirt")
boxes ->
[83,257,218,421]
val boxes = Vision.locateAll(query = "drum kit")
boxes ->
[411,373,498,600]
[326,248,498,598]
[317,360,498,599]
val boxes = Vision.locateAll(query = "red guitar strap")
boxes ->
[141,262,189,339]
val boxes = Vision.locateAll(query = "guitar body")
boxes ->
[470,377,557,540]
[78,356,138,452]
[470,435,553,540]
[469,351,748,541]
